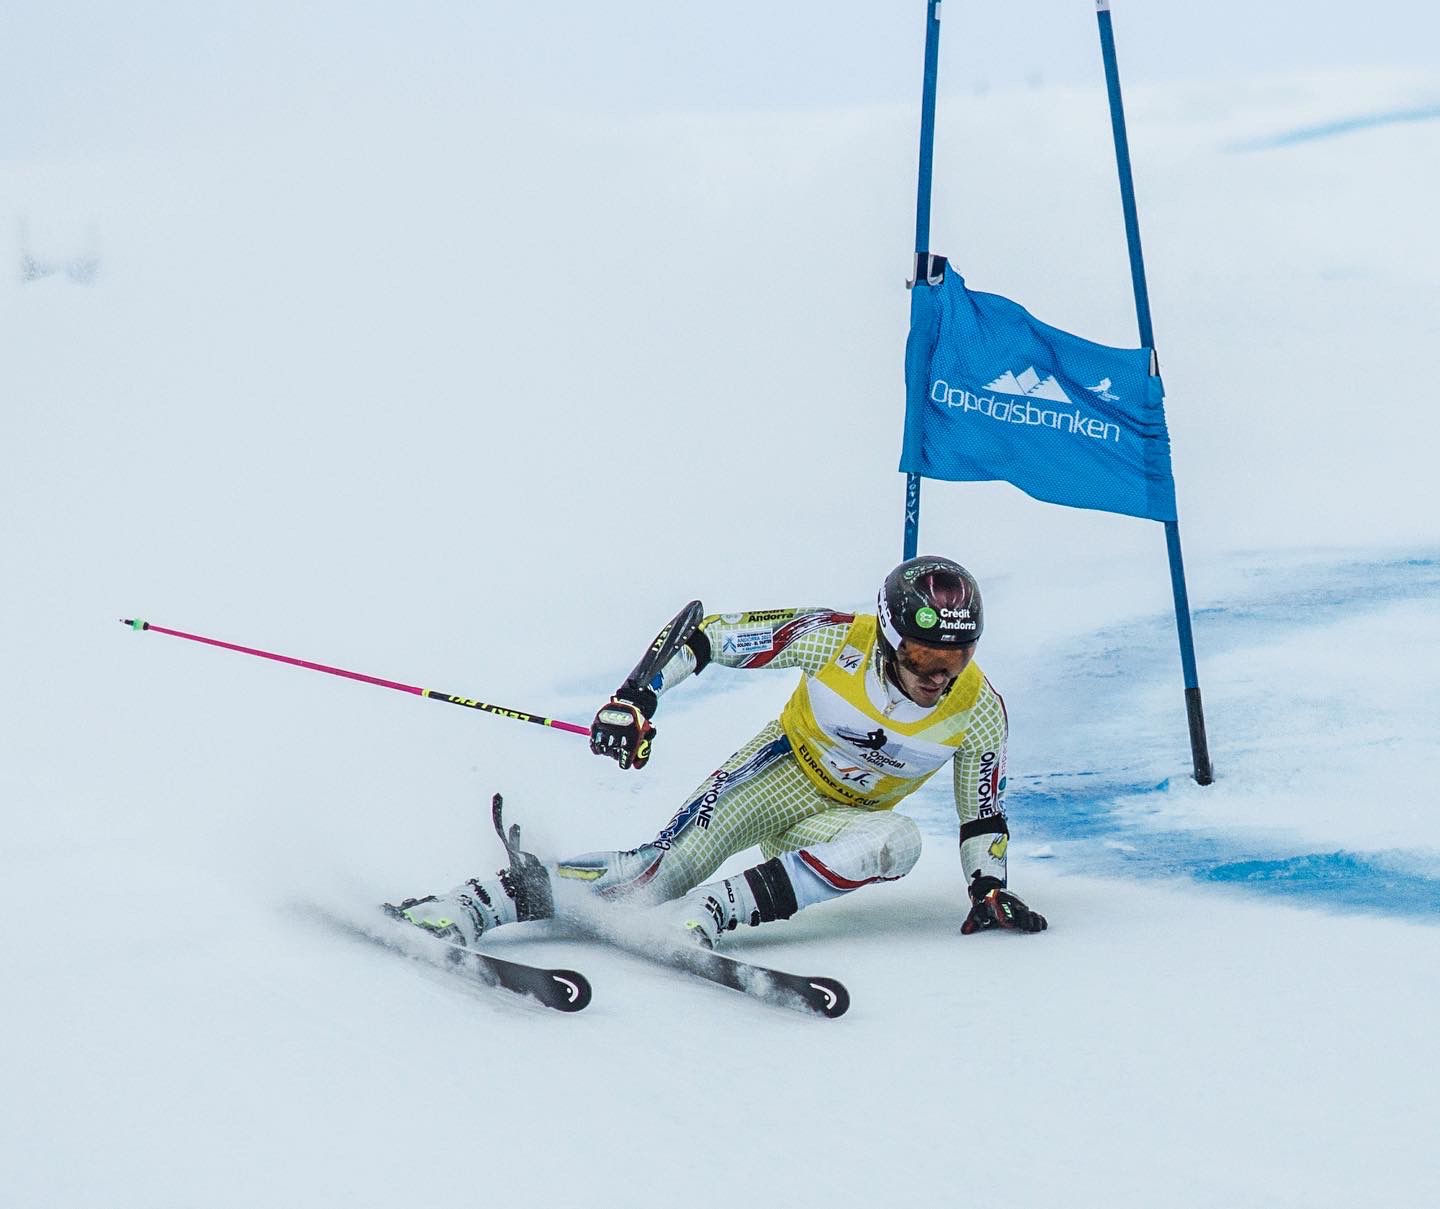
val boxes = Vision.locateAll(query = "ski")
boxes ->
[309,905,592,1013]
[658,942,850,1018]
[568,921,848,1018]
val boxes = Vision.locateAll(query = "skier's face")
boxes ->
[894,639,975,706]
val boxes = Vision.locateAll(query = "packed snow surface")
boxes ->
[3,4,1439,1207]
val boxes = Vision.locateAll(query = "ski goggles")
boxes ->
[895,639,975,684]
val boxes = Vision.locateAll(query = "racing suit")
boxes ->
[554,607,1010,907]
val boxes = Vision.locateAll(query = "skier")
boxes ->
[390,555,1047,948]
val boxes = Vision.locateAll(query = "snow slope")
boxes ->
[3,5,1439,1207]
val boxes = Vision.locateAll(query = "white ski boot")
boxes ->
[666,882,742,948]
[384,793,554,948]
[385,880,514,947]
[664,857,799,948]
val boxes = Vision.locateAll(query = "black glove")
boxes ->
[589,682,658,771]
[961,875,1047,934]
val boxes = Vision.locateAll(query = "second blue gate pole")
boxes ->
[1097,0,1213,784]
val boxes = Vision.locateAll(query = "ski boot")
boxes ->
[384,793,554,948]
[663,857,799,949]
[666,883,735,948]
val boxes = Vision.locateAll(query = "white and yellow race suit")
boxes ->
[554,607,1011,907]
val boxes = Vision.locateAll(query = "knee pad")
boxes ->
[794,811,923,889]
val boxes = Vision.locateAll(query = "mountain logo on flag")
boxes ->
[984,366,1072,404]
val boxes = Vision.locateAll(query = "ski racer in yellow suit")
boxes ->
[392,556,1047,947]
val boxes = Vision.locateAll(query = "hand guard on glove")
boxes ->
[589,682,658,771]
[960,875,1047,934]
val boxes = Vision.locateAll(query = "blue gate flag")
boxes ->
[901,260,1177,522]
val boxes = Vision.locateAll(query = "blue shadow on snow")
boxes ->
[1229,103,1440,151]
[1002,776,1440,922]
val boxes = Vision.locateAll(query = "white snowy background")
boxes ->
[3,2,1439,1206]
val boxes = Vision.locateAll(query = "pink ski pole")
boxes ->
[119,618,590,736]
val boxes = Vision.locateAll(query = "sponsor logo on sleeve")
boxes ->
[720,627,774,656]
[976,750,1000,816]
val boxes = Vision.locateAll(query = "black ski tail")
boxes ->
[567,916,849,1019]
[442,942,592,1012]
[642,941,849,1018]
[310,903,592,1013]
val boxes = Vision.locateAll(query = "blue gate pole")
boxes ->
[904,0,944,561]
[1096,1,1213,784]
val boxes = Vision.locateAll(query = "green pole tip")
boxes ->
[121,618,147,631]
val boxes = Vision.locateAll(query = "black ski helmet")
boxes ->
[876,556,983,649]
